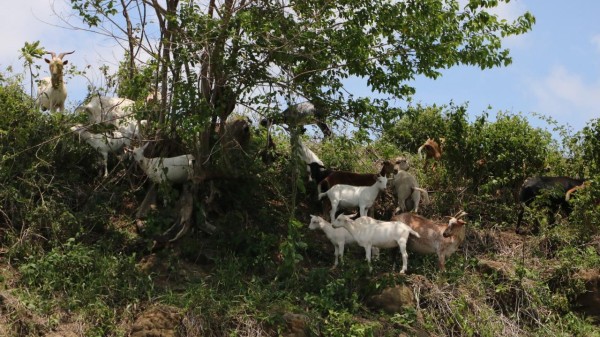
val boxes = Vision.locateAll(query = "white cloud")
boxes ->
[0,1,132,104]
[456,0,531,49]
[530,65,600,130]
[591,34,600,54]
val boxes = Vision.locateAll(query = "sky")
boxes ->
[1,1,600,136]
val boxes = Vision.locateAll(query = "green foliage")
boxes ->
[321,310,381,337]
[567,178,600,240]
[278,218,307,280]
[466,111,554,191]
[18,238,150,334]
[380,103,449,153]
[5,1,600,335]
[19,41,45,67]
[579,118,600,175]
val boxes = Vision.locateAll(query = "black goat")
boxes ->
[516,176,586,234]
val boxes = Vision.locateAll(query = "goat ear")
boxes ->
[44,58,51,64]
[63,60,69,65]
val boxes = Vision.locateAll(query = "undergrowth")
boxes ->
[1,74,599,336]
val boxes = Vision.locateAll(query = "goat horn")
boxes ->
[46,51,56,58]
[454,211,468,219]
[58,51,75,59]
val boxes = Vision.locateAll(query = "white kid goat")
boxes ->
[128,142,195,184]
[70,124,130,177]
[318,176,388,221]
[333,214,420,273]
[37,51,75,113]
[308,215,379,269]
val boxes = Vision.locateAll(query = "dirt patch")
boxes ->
[0,290,47,336]
[44,323,85,337]
[467,228,526,257]
[137,253,210,290]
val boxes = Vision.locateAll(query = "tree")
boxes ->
[66,0,534,241]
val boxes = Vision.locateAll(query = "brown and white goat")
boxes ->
[417,138,443,171]
[37,51,75,113]
[391,211,467,271]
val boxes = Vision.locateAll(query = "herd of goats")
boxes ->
[34,51,591,273]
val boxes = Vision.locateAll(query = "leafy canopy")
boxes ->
[68,0,535,130]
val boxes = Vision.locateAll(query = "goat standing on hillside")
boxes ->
[417,138,442,171]
[333,214,420,273]
[70,124,131,177]
[309,215,371,269]
[311,161,395,195]
[392,157,430,213]
[128,142,195,184]
[80,95,135,126]
[319,176,388,221]
[392,211,467,271]
[297,138,324,182]
[516,176,586,234]
[37,51,75,113]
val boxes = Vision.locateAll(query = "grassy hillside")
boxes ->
[1,75,599,336]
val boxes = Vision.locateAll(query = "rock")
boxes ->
[282,312,309,337]
[574,269,600,320]
[367,285,415,314]
[130,305,182,337]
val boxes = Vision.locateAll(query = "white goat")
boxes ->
[128,142,195,184]
[118,119,147,140]
[392,157,430,213]
[308,215,357,268]
[146,90,162,105]
[80,95,135,128]
[391,211,467,271]
[37,51,74,113]
[70,124,130,177]
[308,215,380,269]
[332,214,420,273]
[318,176,388,221]
[297,138,324,182]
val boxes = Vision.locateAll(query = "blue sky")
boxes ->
[1,1,599,135]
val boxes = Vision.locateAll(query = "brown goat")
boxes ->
[391,211,467,270]
[317,161,395,194]
[417,138,443,170]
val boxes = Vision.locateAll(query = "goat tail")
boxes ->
[318,191,328,200]
[409,228,421,238]
[414,187,430,204]
[565,183,586,201]
[417,145,425,159]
